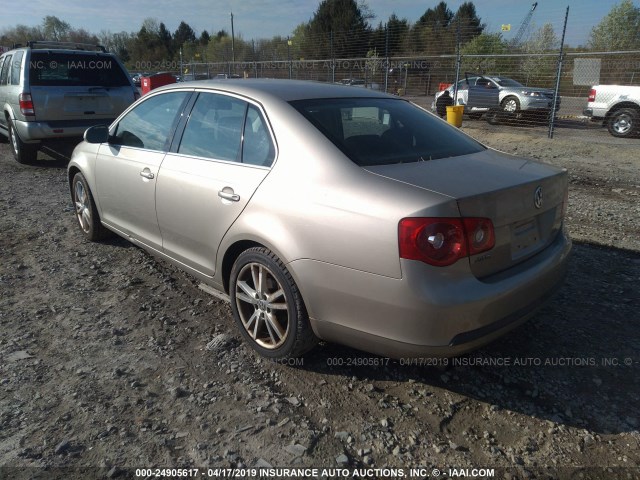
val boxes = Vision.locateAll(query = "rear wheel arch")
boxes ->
[605,102,640,121]
[221,240,265,294]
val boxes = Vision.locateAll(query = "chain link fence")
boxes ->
[183,50,639,123]
[170,3,640,139]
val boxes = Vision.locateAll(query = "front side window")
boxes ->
[111,92,189,151]
[291,98,485,167]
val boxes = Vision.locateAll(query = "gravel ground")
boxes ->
[1,121,639,480]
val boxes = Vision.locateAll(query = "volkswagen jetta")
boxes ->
[68,79,571,359]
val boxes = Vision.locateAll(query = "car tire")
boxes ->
[8,120,38,164]
[230,247,318,359]
[72,172,111,241]
[607,108,639,138]
[501,96,521,115]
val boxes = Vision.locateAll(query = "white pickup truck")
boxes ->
[584,85,640,138]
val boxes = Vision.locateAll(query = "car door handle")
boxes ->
[139,170,155,179]
[218,190,240,202]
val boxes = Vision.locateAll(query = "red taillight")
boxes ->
[587,89,596,103]
[399,217,495,267]
[463,218,495,256]
[19,93,35,116]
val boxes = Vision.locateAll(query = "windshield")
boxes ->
[29,52,130,87]
[290,98,485,167]
[494,77,524,88]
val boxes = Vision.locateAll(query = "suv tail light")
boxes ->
[399,217,495,267]
[19,93,35,116]
[587,89,596,103]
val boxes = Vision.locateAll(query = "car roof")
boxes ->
[152,78,392,102]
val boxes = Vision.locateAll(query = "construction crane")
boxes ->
[511,2,538,47]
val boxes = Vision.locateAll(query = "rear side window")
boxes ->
[178,93,246,161]
[0,54,11,85]
[291,98,485,167]
[10,51,24,85]
[29,52,130,87]
[242,105,275,166]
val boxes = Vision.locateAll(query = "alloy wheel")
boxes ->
[612,113,632,135]
[74,181,91,233]
[503,99,518,112]
[234,262,290,349]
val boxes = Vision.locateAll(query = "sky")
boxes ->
[0,0,632,48]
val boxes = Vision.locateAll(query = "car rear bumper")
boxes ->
[292,228,571,359]
[15,119,115,142]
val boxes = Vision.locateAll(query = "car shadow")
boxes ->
[26,142,79,169]
[296,241,640,435]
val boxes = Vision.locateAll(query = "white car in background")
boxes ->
[584,85,640,138]
[337,78,381,90]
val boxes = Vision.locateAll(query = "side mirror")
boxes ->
[84,125,110,144]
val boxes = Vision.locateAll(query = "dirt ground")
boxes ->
[1,120,639,480]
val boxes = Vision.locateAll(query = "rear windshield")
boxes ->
[29,52,130,87]
[495,78,523,88]
[290,98,485,167]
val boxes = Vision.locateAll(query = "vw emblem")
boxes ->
[534,186,543,209]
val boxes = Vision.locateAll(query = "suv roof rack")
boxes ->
[26,41,107,53]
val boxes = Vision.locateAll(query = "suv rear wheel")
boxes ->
[9,120,38,164]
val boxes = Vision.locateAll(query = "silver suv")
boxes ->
[0,41,139,163]
[433,75,560,120]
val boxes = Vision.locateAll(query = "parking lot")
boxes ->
[1,123,639,478]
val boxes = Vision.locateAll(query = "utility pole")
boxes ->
[230,12,236,67]
[384,23,389,93]
[287,37,292,79]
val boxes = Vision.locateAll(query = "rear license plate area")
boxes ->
[511,218,541,259]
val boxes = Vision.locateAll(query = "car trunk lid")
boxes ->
[365,149,567,277]
[30,86,133,120]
